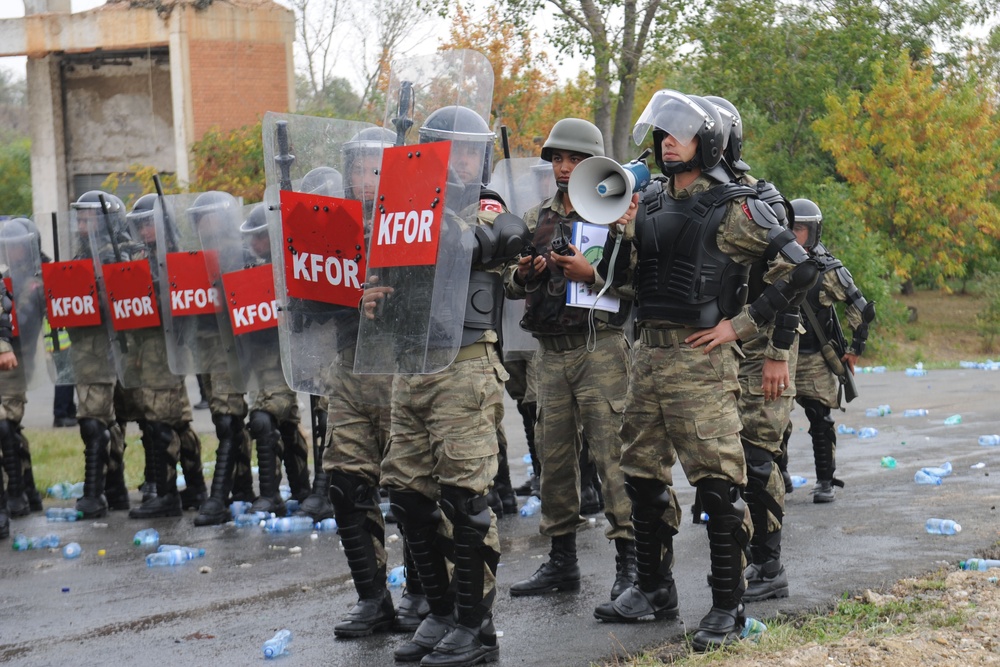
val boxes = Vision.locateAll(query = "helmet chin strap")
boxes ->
[661,157,701,175]
[555,181,568,193]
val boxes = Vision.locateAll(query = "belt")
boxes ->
[638,327,701,348]
[454,341,493,363]
[537,330,618,352]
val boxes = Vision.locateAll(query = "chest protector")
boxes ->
[520,206,629,335]
[635,182,754,327]
[799,252,843,354]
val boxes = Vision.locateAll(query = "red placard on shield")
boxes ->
[41,260,103,328]
[280,191,365,307]
[3,277,17,338]
[367,142,450,269]
[166,251,219,317]
[223,265,279,336]
[102,260,161,331]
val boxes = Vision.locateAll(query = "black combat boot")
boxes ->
[395,533,431,632]
[105,425,130,511]
[15,427,42,513]
[298,470,334,521]
[610,538,638,600]
[249,411,286,516]
[0,419,29,517]
[129,422,182,519]
[194,415,240,526]
[804,398,844,503]
[75,418,110,519]
[509,533,580,596]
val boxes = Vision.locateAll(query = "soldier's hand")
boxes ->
[516,254,546,282]
[549,244,596,285]
[686,320,738,353]
[360,277,394,320]
[842,352,859,375]
[616,194,640,229]
[762,357,790,401]
[0,351,17,370]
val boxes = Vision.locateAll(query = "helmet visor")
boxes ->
[633,90,713,148]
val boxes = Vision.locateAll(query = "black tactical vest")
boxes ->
[635,182,754,328]
[799,251,843,354]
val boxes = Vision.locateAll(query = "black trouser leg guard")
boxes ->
[0,419,25,505]
[742,443,783,564]
[78,418,110,499]
[399,524,424,596]
[177,423,206,494]
[279,421,311,501]
[778,421,792,476]
[390,488,453,617]
[625,475,677,591]
[208,414,239,502]
[330,469,385,599]
[801,397,838,482]
[518,401,539,478]
[698,478,750,610]
[440,485,498,629]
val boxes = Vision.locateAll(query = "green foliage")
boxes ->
[0,133,32,216]
[295,75,367,120]
[974,272,1000,352]
[189,121,266,202]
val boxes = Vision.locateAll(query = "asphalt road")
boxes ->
[1,368,999,666]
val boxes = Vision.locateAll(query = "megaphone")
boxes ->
[567,154,652,225]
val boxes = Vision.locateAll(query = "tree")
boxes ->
[0,134,32,217]
[814,55,1000,292]
[188,122,266,203]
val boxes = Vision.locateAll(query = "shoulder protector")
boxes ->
[473,212,529,269]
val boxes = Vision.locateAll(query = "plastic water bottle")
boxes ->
[234,511,271,527]
[925,518,961,535]
[387,565,406,587]
[880,456,897,468]
[285,499,300,516]
[905,367,927,377]
[157,545,206,558]
[943,414,962,425]
[871,366,886,373]
[264,516,316,533]
[146,549,197,567]
[960,558,1000,571]
[836,424,856,435]
[315,518,338,533]
[279,485,292,502]
[63,542,82,559]
[12,533,61,551]
[865,404,891,417]
[903,409,929,417]
[790,475,808,489]
[46,507,83,522]
[229,500,254,519]
[914,469,942,485]
[740,617,767,640]
[519,495,542,517]
[921,462,952,478]
[47,481,85,499]
[522,453,533,464]
[262,629,292,659]
[858,427,878,439]
[133,528,160,547]
[979,435,1000,447]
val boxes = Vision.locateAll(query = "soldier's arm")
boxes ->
[502,206,540,298]
[0,288,17,369]
[831,265,875,356]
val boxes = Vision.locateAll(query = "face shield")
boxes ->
[633,90,714,148]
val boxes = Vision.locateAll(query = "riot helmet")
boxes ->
[71,190,127,249]
[300,166,344,198]
[0,218,34,266]
[419,105,496,186]
[790,198,823,249]
[187,191,237,229]
[633,90,723,175]
[126,193,158,242]
[704,95,749,173]
[240,203,271,261]
[343,126,395,201]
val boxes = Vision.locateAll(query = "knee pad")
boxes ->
[799,398,832,426]
[743,444,774,488]
[389,488,441,528]
[78,417,109,445]
[212,414,241,441]
[328,469,377,512]
[248,410,278,440]
[439,485,492,535]
[625,475,672,510]
[696,477,741,520]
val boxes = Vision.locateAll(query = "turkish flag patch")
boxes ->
[480,198,504,213]
[741,202,753,219]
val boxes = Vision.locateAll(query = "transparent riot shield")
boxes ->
[0,218,49,392]
[153,192,245,392]
[490,157,556,355]
[353,49,494,374]
[262,112,375,394]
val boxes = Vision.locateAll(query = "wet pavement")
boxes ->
[2,368,999,666]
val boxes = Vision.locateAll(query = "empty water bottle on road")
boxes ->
[858,427,878,439]
[903,409,929,417]
[914,469,942,485]
[262,629,292,659]
[387,565,406,587]
[905,367,927,377]
[47,481,85,499]
[63,543,82,559]
[926,518,961,535]
[146,549,197,567]
[921,462,952,478]
[943,414,962,425]
[880,456,897,468]
[520,495,541,517]
[315,518,338,533]
[230,500,253,519]
[836,424,856,435]
[157,545,205,558]
[264,516,316,533]
[46,508,82,522]
[133,528,159,547]
[12,533,60,551]
[865,405,891,417]
[234,511,271,527]
[979,435,1000,447]
[960,558,1000,571]
[741,617,767,640]
[790,475,808,488]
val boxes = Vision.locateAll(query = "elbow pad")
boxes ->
[473,213,529,268]
[771,309,800,351]
[849,301,876,355]
[748,259,819,326]
[0,291,12,343]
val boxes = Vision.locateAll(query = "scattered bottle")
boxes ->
[699,511,710,523]
[904,368,928,377]
[740,617,767,640]
[903,409,929,418]
[880,456,897,468]
[978,435,1000,447]
[790,475,808,489]
[47,481,85,500]
[285,499,300,516]
[865,405,891,417]
[914,469,942,485]
[315,518,338,533]
[522,453,533,464]
[264,516,316,533]
[858,427,878,439]
[836,424,856,435]
[146,549,200,567]
[279,485,292,502]
[157,545,206,558]
[262,629,292,659]
[520,495,542,517]
[234,511,271,527]
[46,507,83,522]
[871,366,886,373]
[925,518,961,535]
[63,543,82,559]
[960,558,1000,571]
[133,528,160,547]
[387,565,406,587]
[971,462,987,469]
[230,500,254,519]
[921,462,952,478]
[12,533,61,551]
[943,414,962,425]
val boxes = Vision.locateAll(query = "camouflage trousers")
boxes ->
[794,351,839,408]
[0,391,31,493]
[535,331,632,540]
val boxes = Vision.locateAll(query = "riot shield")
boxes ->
[153,192,245,391]
[0,218,49,391]
[353,49,494,374]
[262,112,375,394]
[491,157,556,355]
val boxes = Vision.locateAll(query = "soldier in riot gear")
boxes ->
[783,198,875,504]
[592,90,817,651]
[503,117,637,603]
[362,87,528,664]
[0,281,13,539]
